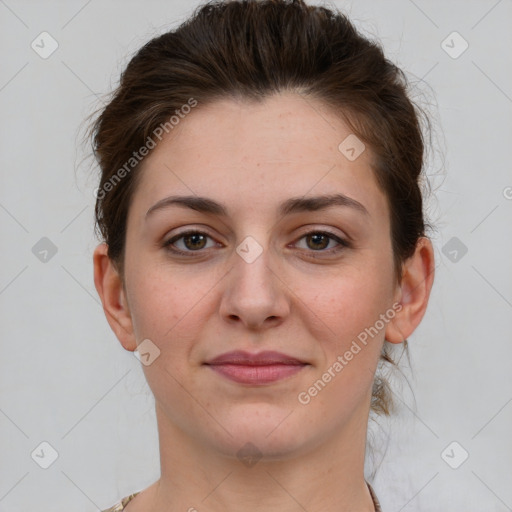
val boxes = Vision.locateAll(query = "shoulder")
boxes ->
[101,492,140,512]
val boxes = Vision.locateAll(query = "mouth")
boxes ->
[204,350,309,385]
[205,362,308,385]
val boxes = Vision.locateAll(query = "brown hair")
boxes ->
[87,0,433,418]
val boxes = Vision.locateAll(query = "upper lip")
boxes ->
[205,350,307,366]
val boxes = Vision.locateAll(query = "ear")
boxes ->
[385,237,435,344]
[93,242,137,352]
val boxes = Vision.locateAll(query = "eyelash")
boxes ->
[163,229,350,258]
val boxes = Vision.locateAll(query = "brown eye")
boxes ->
[182,233,208,250]
[164,230,217,255]
[294,230,350,258]
[305,233,330,250]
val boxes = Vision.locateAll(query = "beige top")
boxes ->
[102,481,383,511]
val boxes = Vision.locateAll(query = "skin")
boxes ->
[94,92,435,512]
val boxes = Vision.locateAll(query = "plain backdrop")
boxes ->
[1,0,511,510]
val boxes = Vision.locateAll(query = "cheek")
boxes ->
[126,265,212,399]
[296,271,390,411]
[126,261,219,349]
[302,263,393,344]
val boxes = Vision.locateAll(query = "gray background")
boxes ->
[1,0,511,510]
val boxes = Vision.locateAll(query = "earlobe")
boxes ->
[385,237,435,344]
[93,243,137,352]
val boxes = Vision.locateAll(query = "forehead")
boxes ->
[131,92,388,222]
[162,93,362,165]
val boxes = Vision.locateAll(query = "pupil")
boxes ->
[186,233,205,250]
[309,234,327,250]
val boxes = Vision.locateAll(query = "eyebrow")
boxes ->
[145,193,370,220]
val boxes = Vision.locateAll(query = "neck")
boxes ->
[146,402,376,512]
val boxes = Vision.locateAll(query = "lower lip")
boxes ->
[206,363,307,385]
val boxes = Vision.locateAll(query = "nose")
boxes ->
[219,237,290,331]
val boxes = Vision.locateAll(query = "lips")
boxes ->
[204,350,308,385]
[205,350,306,366]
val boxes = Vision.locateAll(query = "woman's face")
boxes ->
[118,93,404,458]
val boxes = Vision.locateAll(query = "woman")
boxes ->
[90,0,435,510]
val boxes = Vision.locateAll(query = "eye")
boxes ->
[163,230,218,255]
[293,230,350,257]
[163,229,350,258]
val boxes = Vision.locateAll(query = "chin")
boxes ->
[207,411,313,461]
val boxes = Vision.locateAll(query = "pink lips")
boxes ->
[204,350,308,385]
